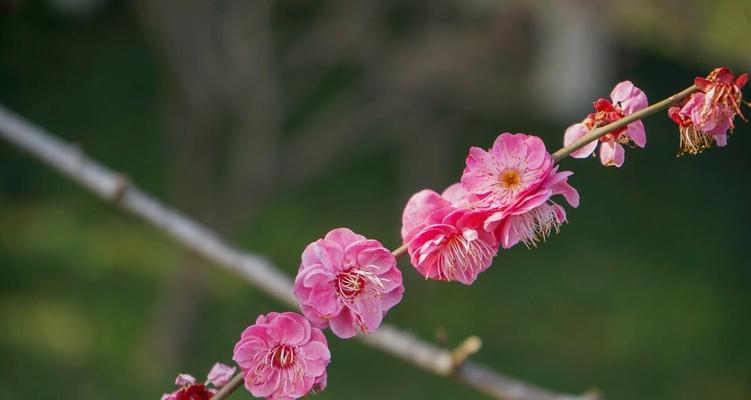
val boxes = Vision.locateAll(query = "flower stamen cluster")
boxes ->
[669,67,748,155]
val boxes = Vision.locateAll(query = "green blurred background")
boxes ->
[1,1,750,399]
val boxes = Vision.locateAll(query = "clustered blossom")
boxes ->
[401,133,579,284]
[233,312,330,400]
[669,67,748,155]
[564,81,649,167]
[161,363,236,400]
[462,133,580,248]
[402,189,498,285]
[294,228,404,338]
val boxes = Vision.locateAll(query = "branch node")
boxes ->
[450,336,482,369]
[583,388,602,400]
[111,174,130,203]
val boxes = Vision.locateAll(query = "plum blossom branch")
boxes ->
[211,372,244,400]
[551,85,697,162]
[0,104,593,400]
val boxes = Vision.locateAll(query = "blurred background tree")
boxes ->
[1,0,749,399]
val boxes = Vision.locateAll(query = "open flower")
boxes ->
[233,312,330,400]
[488,165,579,248]
[402,189,498,284]
[160,363,236,400]
[461,133,579,249]
[669,67,748,155]
[294,228,403,338]
[564,81,648,167]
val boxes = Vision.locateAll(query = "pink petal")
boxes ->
[626,120,647,148]
[611,80,648,114]
[174,374,196,386]
[497,215,524,249]
[610,80,635,104]
[233,339,267,368]
[355,246,395,275]
[563,123,597,158]
[308,286,341,316]
[247,369,281,398]
[324,227,365,247]
[350,296,384,333]
[462,146,500,195]
[508,189,553,215]
[599,141,625,167]
[522,134,548,170]
[268,313,310,346]
[380,284,405,310]
[401,190,452,242]
[301,240,343,273]
[441,183,470,207]
[713,133,728,147]
[207,363,236,388]
[482,211,506,233]
[329,308,358,339]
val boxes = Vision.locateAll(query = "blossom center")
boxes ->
[499,169,521,189]
[175,384,211,400]
[585,99,627,142]
[270,344,296,369]
[435,230,494,280]
[337,270,366,298]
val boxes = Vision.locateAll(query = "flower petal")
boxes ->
[563,123,597,158]
[599,141,625,167]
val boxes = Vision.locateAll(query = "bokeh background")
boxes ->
[1,0,750,399]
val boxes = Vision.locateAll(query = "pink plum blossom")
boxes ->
[564,81,648,167]
[233,312,330,400]
[461,133,579,249]
[294,228,403,338]
[669,67,748,155]
[401,188,498,284]
[160,363,236,400]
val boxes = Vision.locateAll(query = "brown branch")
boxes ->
[0,104,594,400]
[212,372,244,400]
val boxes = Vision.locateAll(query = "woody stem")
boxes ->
[211,372,244,400]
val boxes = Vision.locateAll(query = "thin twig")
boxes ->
[212,372,244,400]
[0,104,594,400]
[392,243,408,257]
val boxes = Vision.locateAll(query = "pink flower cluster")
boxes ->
[162,66,748,400]
[669,67,748,155]
[564,81,649,167]
[161,363,236,400]
[233,312,330,400]
[402,133,579,284]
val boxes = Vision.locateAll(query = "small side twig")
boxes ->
[450,336,483,369]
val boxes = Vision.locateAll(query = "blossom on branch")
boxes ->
[564,81,648,167]
[233,312,330,400]
[462,133,579,249]
[294,228,404,338]
[401,188,498,285]
[160,363,236,400]
[669,67,748,155]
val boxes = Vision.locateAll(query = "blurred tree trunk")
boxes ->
[531,0,612,120]
[134,0,281,376]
